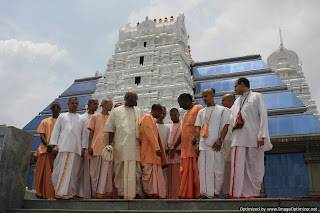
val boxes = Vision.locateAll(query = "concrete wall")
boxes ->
[0,126,33,212]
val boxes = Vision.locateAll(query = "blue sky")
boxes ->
[1,0,320,128]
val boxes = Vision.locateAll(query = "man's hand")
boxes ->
[156,150,162,157]
[52,145,59,152]
[176,149,181,155]
[88,146,93,156]
[257,138,264,148]
[195,144,200,156]
[168,147,175,159]
[212,139,222,152]
[191,134,197,146]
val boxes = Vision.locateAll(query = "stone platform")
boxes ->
[7,198,320,213]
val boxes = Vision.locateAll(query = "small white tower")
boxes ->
[93,14,194,119]
[267,28,319,118]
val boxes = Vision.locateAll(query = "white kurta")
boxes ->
[74,113,92,198]
[230,91,272,151]
[229,91,272,198]
[104,105,143,199]
[195,105,231,198]
[50,112,83,198]
[80,113,92,149]
[50,112,83,155]
[157,123,170,151]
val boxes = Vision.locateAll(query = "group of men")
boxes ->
[33,77,272,200]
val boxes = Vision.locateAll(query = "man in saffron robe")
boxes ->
[140,103,168,198]
[51,97,83,199]
[169,93,203,199]
[104,91,144,199]
[195,89,230,199]
[230,78,272,198]
[75,98,99,198]
[34,102,61,199]
[88,99,114,198]
[166,108,182,199]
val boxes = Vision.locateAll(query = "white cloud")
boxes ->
[0,39,68,128]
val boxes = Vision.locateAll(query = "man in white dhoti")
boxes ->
[75,98,99,198]
[230,78,272,198]
[104,91,144,199]
[195,88,231,199]
[51,97,83,199]
[221,94,235,198]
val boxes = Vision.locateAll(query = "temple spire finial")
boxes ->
[279,27,284,50]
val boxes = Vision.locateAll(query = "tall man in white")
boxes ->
[51,97,84,199]
[195,88,230,199]
[230,78,272,198]
[104,91,144,199]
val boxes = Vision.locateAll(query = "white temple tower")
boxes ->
[93,15,193,119]
[267,29,319,119]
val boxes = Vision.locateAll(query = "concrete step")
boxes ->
[7,198,320,212]
[7,210,238,213]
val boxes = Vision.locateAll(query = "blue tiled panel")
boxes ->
[194,74,285,94]
[27,166,34,190]
[43,95,92,111]
[269,114,320,136]
[193,60,269,77]
[32,135,41,151]
[62,81,98,94]
[265,153,309,197]
[23,115,51,131]
[196,92,304,110]
[23,111,86,131]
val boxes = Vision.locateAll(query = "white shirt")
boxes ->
[50,112,83,155]
[195,105,231,151]
[157,123,170,150]
[80,113,92,149]
[230,91,273,151]
[104,105,143,164]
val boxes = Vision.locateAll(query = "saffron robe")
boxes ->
[179,104,203,199]
[87,113,113,198]
[166,122,182,199]
[140,114,167,198]
[34,117,57,199]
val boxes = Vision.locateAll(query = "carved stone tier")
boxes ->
[93,14,193,122]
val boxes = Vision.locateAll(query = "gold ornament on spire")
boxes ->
[164,17,168,22]
[137,22,140,27]
[170,16,174,21]
[159,18,162,23]
[154,18,157,23]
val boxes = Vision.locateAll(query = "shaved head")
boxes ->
[202,88,215,96]
[222,94,235,108]
[101,99,112,105]
[87,98,98,105]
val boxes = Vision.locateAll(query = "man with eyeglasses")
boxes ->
[229,78,272,198]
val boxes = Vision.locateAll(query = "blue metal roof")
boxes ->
[194,74,286,94]
[42,95,92,111]
[23,112,85,131]
[269,114,320,136]
[62,80,98,94]
[196,91,304,110]
[192,60,269,77]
